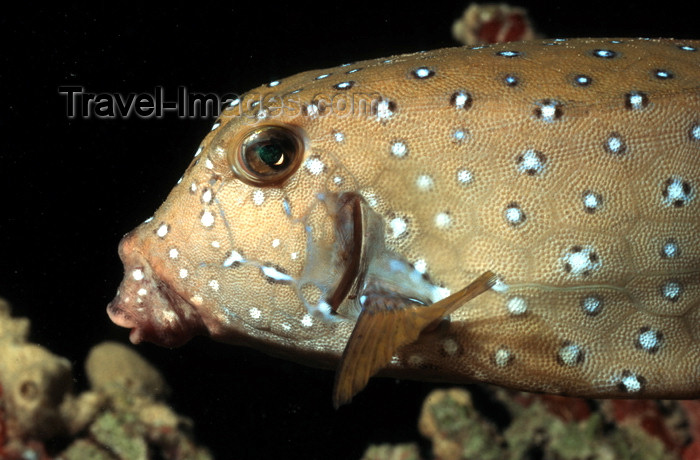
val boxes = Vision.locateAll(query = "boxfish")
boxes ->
[108,38,700,407]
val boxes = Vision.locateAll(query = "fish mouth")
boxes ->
[107,232,206,347]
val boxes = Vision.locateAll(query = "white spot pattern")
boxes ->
[434,212,451,229]
[662,281,682,301]
[575,75,592,85]
[452,91,471,109]
[504,204,525,225]
[582,296,602,315]
[535,100,562,122]
[606,134,625,154]
[389,217,408,238]
[562,246,600,275]
[202,188,212,204]
[593,49,616,58]
[452,129,467,142]
[416,174,434,190]
[304,157,325,175]
[413,67,433,78]
[200,210,215,227]
[620,373,642,393]
[626,91,647,110]
[494,348,512,367]
[457,168,473,185]
[517,149,546,175]
[663,176,693,207]
[691,124,700,141]
[638,329,661,351]
[305,103,320,118]
[558,343,583,366]
[376,99,395,121]
[391,141,408,158]
[662,240,679,258]
[583,191,602,212]
[506,296,527,315]
[442,338,459,356]
[156,223,169,238]
[301,314,313,327]
[253,190,265,206]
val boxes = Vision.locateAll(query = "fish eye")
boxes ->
[231,126,304,186]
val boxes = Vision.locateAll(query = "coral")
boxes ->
[418,388,502,459]
[0,298,212,460]
[360,443,422,460]
[413,387,682,460]
[0,298,73,440]
[602,399,687,454]
[680,401,700,459]
[451,3,537,46]
[64,342,212,460]
[85,341,169,398]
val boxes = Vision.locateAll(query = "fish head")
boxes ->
[107,82,385,358]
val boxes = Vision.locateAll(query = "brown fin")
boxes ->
[333,271,497,408]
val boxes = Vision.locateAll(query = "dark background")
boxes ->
[1,2,697,459]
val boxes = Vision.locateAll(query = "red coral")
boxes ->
[609,400,678,452]
[681,401,700,439]
[682,441,700,460]
[680,401,700,459]
[476,10,530,44]
[513,393,592,422]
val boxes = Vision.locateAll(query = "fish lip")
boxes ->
[106,301,137,329]
[105,302,148,345]
[106,232,206,347]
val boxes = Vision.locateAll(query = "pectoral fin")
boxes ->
[333,270,497,408]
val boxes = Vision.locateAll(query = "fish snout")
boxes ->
[107,232,206,347]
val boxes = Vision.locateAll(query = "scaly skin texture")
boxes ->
[109,38,700,399]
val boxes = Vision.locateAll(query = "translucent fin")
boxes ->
[333,271,497,408]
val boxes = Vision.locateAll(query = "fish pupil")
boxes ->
[256,143,286,169]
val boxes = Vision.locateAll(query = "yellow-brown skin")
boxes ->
[109,38,700,399]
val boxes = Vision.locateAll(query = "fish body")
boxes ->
[108,38,700,402]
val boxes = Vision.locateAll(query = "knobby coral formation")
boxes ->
[363,386,700,459]
[0,298,212,460]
